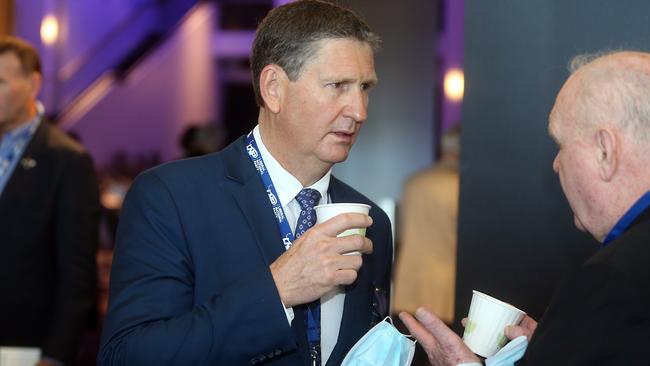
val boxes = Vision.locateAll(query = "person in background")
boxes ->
[400,51,650,365]
[0,35,100,366]
[99,1,393,365]
[394,124,460,325]
[178,122,224,158]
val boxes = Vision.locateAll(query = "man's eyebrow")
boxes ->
[318,78,378,91]
[320,75,378,84]
[338,78,356,83]
[364,78,378,87]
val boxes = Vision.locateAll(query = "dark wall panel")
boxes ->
[456,0,650,331]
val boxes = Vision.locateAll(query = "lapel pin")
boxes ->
[21,157,37,169]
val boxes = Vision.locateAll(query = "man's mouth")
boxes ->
[331,131,355,142]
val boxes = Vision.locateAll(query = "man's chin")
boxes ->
[320,146,351,164]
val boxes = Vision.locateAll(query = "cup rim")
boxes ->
[314,203,371,210]
[472,290,526,315]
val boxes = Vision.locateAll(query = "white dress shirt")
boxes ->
[253,125,345,364]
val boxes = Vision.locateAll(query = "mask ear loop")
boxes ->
[383,316,419,344]
[384,316,418,365]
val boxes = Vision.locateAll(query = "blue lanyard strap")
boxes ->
[244,131,296,249]
[244,132,322,352]
[306,304,321,343]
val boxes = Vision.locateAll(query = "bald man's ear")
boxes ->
[597,128,617,181]
[259,65,286,114]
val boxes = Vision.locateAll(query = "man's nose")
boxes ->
[344,89,368,122]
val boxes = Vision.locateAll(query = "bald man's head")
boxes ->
[564,51,650,144]
[549,51,650,241]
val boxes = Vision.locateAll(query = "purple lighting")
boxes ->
[438,0,464,132]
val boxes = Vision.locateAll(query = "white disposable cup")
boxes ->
[0,347,41,366]
[462,290,526,358]
[314,203,371,255]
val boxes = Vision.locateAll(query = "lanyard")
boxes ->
[244,131,296,250]
[244,132,322,354]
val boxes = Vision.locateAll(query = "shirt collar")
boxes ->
[2,119,36,142]
[1,102,43,145]
[603,190,650,245]
[253,125,331,207]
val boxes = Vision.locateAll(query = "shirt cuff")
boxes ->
[282,301,294,325]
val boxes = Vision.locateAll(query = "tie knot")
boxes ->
[296,188,321,211]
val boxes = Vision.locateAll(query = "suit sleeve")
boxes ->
[98,172,297,365]
[517,264,649,365]
[45,151,100,364]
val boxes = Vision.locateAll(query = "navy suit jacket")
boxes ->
[99,136,393,365]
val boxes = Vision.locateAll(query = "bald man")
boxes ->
[400,51,650,365]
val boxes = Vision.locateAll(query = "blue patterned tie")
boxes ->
[295,188,322,366]
[295,188,321,238]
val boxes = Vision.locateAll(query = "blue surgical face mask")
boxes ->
[341,317,416,366]
[485,335,528,366]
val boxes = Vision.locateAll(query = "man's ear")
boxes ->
[28,72,42,99]
[596,127,617,181]
[259,65,286,114]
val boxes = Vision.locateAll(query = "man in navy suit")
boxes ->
[400,51,650,365]
[99,1,392,365]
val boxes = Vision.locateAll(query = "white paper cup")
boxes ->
[0,347,41,366]
[314,203,371,255]
[462,290,525,358]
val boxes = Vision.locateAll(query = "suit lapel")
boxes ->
[220,137,311,364]
[221,137,285,267]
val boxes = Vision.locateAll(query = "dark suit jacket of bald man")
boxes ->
[518,207,650,365]
[0,121,100,364]
[99,135,393,365]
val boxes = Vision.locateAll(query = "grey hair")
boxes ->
[568,51,650,142]
[568,50,624,74]
[250,0,381,107]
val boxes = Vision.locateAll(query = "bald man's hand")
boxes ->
[270,212,373,307]
[400,308,480,366]
[505,315,537,341]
